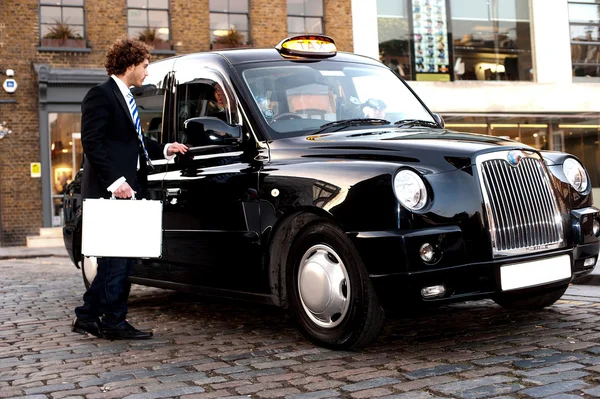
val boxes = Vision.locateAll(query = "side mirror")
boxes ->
[183,117,242,147]
[432,113,445,128]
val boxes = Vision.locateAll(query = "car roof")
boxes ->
[169,48,386,68]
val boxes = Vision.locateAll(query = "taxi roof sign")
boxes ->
[275,35,337,58]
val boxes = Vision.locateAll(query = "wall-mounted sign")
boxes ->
[3,78,17,94]
[412,0,451,81]
[30,162,41,178]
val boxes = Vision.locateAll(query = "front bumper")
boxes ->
[350,207,600,307]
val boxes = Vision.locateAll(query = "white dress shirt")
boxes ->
[107,75,174,193]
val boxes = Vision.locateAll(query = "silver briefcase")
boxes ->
[81,196,163,258]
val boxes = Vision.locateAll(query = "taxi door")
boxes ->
[161,63,266,293]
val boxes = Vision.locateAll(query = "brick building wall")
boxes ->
[0,0,353,246]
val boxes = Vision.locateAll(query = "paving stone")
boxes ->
[350,388,393,398]
[286,390,341,399]
[513,354,587,369]
[523,370,590,385]
[24,383,77,395]
[121,386,206,399]
[256,387,302,398]
[515,362,587,377]
[404,364,474,380]
[341,377,401,392]
[519,380,590,398]
[377,392,434,399]
[430,376,516,396]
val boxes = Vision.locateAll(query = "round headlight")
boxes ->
[563,158,589,193]
[393,170,428,211]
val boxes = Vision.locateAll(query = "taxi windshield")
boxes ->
[239,61,436,139]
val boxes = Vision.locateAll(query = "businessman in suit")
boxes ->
[72,38,188,340]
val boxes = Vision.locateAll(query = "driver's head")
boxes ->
[214,84,227,108]
[362,98,386,119]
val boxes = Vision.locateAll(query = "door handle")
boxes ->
[165,188,181,205]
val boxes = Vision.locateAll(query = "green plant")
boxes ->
[43,19,82,40]
[214,28,245,46]
[137,27,164,43]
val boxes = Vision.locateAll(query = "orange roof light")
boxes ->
[276,35,337,58]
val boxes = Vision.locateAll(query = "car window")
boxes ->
[176,80,230,144]
[239,61,435,138]
[132,85,165,143]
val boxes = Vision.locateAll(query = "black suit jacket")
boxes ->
[80,78,165,199]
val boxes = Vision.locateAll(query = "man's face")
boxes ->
[364,106,386,119]
[126,59,149,87]
[214,85,226,108]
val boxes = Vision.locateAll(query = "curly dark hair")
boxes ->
[105,38,152,76]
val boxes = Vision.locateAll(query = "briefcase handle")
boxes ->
[110,194,136,201]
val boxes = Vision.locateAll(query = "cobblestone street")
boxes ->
[2,257,600,399]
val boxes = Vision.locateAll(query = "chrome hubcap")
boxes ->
[83,256,98,284]
[298,244,350,328]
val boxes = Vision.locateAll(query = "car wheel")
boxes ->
[81,256,98,289]
[286,220,384,349]
[493,284,569,310]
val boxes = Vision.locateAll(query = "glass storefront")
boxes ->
[376,0,533,81]
[49,113,83,227]
[443,114,600,188]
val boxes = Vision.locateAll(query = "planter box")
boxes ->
[41,38,86,48]
[150,41,172,50]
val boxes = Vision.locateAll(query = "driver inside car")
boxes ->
[362,98,387,119]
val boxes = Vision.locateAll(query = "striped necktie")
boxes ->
[127,92,153,169]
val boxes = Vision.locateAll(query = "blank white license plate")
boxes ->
[500,254,571,291]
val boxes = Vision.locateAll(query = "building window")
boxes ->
[287,0,324,36]
[377,0,412,80]
[210,0,250,49]
[127,0,171,49]
[568,0,600,81]
[450,0,533,81]
[40,0,86,48]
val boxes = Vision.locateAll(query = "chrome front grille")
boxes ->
[476,151,564,257]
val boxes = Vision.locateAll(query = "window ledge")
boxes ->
[38,46,92,53]
[151,49,176,55]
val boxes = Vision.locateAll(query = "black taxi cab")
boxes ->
[63,35,600,349]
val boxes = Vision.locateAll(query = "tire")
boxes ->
[493,284,569,310]
[286,219,385,350]
[81,256,98,289]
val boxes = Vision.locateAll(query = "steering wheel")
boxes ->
[272,112,304,122]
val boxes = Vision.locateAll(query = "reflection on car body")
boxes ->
[63,35,600,349]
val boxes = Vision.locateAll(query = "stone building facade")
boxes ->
[0,0,353,246]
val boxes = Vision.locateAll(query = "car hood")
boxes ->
[268,127,537,174]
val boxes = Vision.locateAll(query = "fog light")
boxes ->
[584,257,596,267]
[421,285,446,298]
[419,243,435,263]
[594,219,600,237]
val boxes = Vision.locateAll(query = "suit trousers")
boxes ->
[75,257,134,326]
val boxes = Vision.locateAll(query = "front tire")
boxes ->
[286,219,384,349]
[493,284,569,310]
[81,256,98,289]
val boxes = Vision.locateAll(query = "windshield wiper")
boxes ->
[394,119,440,128]
[310,118,390,135]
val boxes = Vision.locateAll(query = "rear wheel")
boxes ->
[286,219,384,349]
[81,256,97,289]
[493,284,569,310]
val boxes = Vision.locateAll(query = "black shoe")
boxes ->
[72,317,104,338]
[101,320,153,340]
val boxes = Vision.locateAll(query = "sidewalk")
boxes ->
[0,246,68,260]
